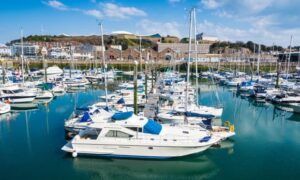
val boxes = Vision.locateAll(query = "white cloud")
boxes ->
[239,0,273,13]
[201,0,223,9]
[214,10,234,18]
[46,0,67,10]
[137,19,181,37]
[103,3,147,19]
[44,0,102,18]
[198,20,300,46]
[83,9,102,18]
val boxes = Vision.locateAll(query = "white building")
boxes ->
[110,45,122,51]
[196,33,218,43]
[0,44,12,56]
[48,47,70,59]
[11,43,39,57]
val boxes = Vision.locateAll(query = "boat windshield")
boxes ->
[12,89,24,93]
[81,128,101,140]
[105,130,133,138]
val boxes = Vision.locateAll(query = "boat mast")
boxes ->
[287,35,293,76]
[257,44,260,75]
[20,28,25,85]
[139,35,142,73]
[184,8,193,123]
[193,8,199,107]
[99,22,108,107]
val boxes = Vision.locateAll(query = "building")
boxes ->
[196,33,218,43]
[48,47,70,59]
[0,44,12,56]
[122,48,140,60]
[157,43,211,59]
[162,35,180,43]
[11,43,39,57]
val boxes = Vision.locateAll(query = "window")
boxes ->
[126,127,142,132]
[106,130,132,138]
[82,128,101,140]
[12,89,24,93]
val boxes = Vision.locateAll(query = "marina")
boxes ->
[0,82,300,179]
[1,0,300,179]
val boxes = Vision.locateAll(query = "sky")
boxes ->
[0,0,300,47]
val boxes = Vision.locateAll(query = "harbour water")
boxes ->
[0,84,300,179]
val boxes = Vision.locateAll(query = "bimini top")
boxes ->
[112,111,133,121]
[80,111,92,123]
[143,119,162,135]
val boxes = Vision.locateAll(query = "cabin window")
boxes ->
[126,127,142,132]
[105,130,132,138]
[82,128,101,140]
[182,131,189,134]
[3,90,12,94]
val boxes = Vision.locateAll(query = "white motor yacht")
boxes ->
[62,120,220,159]
[0,86,36,103]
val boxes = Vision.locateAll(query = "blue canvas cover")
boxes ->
[117,98,125,104]
[241,81,251,86]
[103,106,110,112]
[80,111,92,122]
[202,119,212,130]
[184,112,215,119]
[112,112,133,121]
[199,136,211,143]
[76,107,89,111]
[143,119,162,135]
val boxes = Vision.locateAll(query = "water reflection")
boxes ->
[211,139,235,155]
[286,113,300,122]
[0,112,19,122]
[70,155,218,180]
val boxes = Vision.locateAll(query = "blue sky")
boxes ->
[0,0,300,46]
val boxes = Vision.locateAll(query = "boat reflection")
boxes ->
[0,112,19,121]
[286,113,300,122]
[10,102,39,111]
[211,139,235,155]
[69,155,218,179]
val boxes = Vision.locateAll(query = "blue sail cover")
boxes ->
[164,80,173,86]
[202,119,212,130]
[103,106,110,112]
[80,112,92,122]
[143,119,162,135]
[184,112,215,119]
[117,98,125,104]
[112,112,133,121]
[241,81,251,87]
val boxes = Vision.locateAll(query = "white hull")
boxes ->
[62,140,215,159]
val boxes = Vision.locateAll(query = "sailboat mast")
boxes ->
[257,44,261,75]
[185,9,193,123]
[287,35,293,75]
[100,22,108,107]
[139,35,142,73]
[20,28,25,85]
[193,8,199,107]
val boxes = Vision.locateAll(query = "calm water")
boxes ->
[0,85,300,180]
